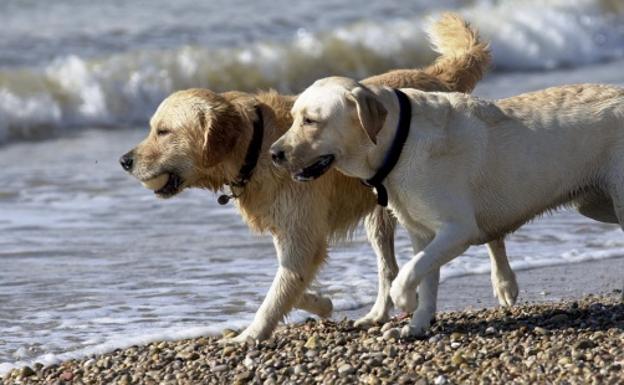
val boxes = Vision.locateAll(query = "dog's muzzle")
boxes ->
[293,154,335,182]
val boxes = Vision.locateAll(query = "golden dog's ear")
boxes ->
[201,101,243,167]
[348,87,387,144]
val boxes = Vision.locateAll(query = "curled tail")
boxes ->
[424,13,491,93]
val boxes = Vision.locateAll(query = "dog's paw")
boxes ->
[390,279,418,313]
[400,310,434,338]
[400,323,428,338]
[492,272,519,307]
[315,296,333,318]
[354,311,389,328]
[219,327,263,345]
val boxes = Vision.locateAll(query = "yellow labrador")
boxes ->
[272,77,622,337]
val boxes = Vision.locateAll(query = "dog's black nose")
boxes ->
[270,148,287,164]
[119,152,134,171]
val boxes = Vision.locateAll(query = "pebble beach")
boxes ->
[4,292,623,385]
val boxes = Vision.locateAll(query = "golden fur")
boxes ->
[123,14,495,341]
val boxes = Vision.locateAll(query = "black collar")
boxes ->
[217,106,264,205]
[362,89,412,207]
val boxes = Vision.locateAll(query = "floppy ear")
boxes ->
[201,101,243,167]
[349,87,387,144]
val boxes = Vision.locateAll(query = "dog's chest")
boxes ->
[386,181,439,236]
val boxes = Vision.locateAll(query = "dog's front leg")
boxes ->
[390,224,471,337]
[229,231,327,343]
[355,206,398,327]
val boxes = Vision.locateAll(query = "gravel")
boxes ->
[3,292,623,385]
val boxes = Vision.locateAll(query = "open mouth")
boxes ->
[142,173,183,198]
[293,154,335,182]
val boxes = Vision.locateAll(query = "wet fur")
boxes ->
[124,14,500,341]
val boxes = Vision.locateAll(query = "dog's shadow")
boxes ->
[422,299,624,339]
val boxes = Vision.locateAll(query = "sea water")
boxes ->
[1,0,624,374]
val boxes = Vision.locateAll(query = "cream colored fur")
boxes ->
[275,77,623,336]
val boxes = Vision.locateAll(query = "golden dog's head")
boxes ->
[270,76,387,181]
[120,88,247,198]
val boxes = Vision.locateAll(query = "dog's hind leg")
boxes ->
[355,207,399,327]
[486,238,518,307]
[607,178,624,230]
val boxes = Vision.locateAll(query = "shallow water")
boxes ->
[2,61,624,372]
[2,0,624,375]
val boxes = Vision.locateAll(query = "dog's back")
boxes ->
[467,84,624,240]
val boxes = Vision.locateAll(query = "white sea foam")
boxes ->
[0,0,622,143]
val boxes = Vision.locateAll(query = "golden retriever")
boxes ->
[120,14,514,342]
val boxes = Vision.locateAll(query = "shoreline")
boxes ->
[3,256,623,384]
[3,293,622,385]
[336,255,624,321]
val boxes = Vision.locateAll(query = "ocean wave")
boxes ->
[0,0,622,143]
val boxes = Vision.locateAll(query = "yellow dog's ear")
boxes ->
[201,99,243,168]
[348,86,388,144]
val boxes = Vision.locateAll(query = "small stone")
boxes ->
[450,332,464,341]
[243,356,256,369]
[293,364,304,375]
[398,374,417,384]
[451,352,465,365]
[382,328,400,341]
[222,329,238,339]
[222,346,236,356]
[304,335,320,349]
[338,363,355,376]
[428,334,443,343]
[547,314,569,323]
[367,326,381,335]
[235,370,253,381]
[212,364,228,373]
[534,327,549,335]
[177,350,200,360]
[117,373,131,385]
[434,374,448,385]
[575,340,596,349]
[60,371,73,381]
[20,366,36,378]
[384,345,398,358]
[410,353,425,365]
[450,342,461,349]
[485,326,497,335]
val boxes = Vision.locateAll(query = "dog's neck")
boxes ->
[338,87,402,181]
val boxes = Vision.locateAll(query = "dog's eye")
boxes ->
[157,129,171,136]
[303,117,316,125]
